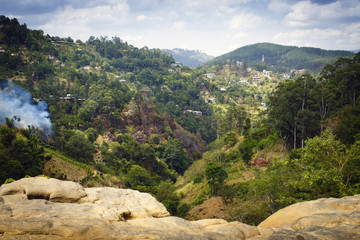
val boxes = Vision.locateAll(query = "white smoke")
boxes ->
[0,83,53,135]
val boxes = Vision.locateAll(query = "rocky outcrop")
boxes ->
[257,195,360,239]
[0,177,359,239]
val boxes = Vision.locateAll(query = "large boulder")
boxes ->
[0,177,87,202]
[0,177,254,239]
[258,195,360,239]
[0,177,359,239]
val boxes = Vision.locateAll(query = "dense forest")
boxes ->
[206,42,355,72]
[1,15,360,223]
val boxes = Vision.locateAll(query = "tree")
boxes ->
[205,162,228,195]
[64,134,95,163]
[163,139,190,175]
[126,165,153,188]
[155,181,179,215]
[78,99,99,122]
[313,77,336,133]
[84,127,98,142]
[336,105,360,145]
[219,103,247,135]
[268,75,319,149]
[298,130,360,196]
[238,138,256,164]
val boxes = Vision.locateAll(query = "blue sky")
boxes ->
[1,0,359,56]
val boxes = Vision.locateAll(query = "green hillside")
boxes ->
[1,15,360,224]
[206,42,355,71]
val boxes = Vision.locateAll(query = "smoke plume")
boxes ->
[0,82,52,135]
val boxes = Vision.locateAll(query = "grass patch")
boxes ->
[44,148,92,173]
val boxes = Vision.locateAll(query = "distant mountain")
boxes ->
[164,48,214,68]
[206,42,355,70]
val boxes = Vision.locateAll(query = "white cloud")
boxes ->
[38,1,130,40]
[268,0,291,13]
[274,28,344,48]
[172,21,186,30]
[283,1,353,27]
[275,28,342,40]
[123,34,144,43]
[336,22,360,50]
[229,12,263,30]
[233,32,248,39]
[136,14,147,21]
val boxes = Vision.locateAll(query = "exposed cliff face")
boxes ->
[0,177,359,239]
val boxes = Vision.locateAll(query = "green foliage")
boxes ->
[163,139,190,175]
[155,181,180,215]
[224,131,238,147]
[84,127,98,142]
[268,74,319,149]
[229,130,360,225]
[336,105,360,145]
[0,125,44,184]
[207,42,354,71]
[44,148,92,173]
[4,178,15,184]
[193,175,203,184]
[193,191,209,205]
[126,165,154,188]
[238,138,257,164]
[64,134,95,164]
[297,130,360,196]
[268,53,360,148]
[177,203,191,218]
[205,162,228,195]
[219,103,247,135]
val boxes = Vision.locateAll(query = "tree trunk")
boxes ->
[294,126,297,149]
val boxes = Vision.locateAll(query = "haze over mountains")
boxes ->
[164,48,214,68]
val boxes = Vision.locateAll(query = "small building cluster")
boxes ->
[185,110,202,116]
[59,94,86,102]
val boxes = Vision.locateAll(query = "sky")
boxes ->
[1,0,360,56]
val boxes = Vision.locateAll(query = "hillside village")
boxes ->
[1,16,360,230]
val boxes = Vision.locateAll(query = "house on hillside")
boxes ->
[282,74,291,79]
[263,70,272,77]
[261,102,267,109]
[186,110,202,116]
[239,80,248,86]
[205,73,215,79]
[81,65,92,70]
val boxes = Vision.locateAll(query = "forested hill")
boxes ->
[164,48,214,67]
[206,42,355,71]
[2,15,360,224]
[0,15,216,184]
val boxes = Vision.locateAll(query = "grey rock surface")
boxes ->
[0,177,359,239]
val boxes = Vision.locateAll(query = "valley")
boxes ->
[1,15,360,227]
